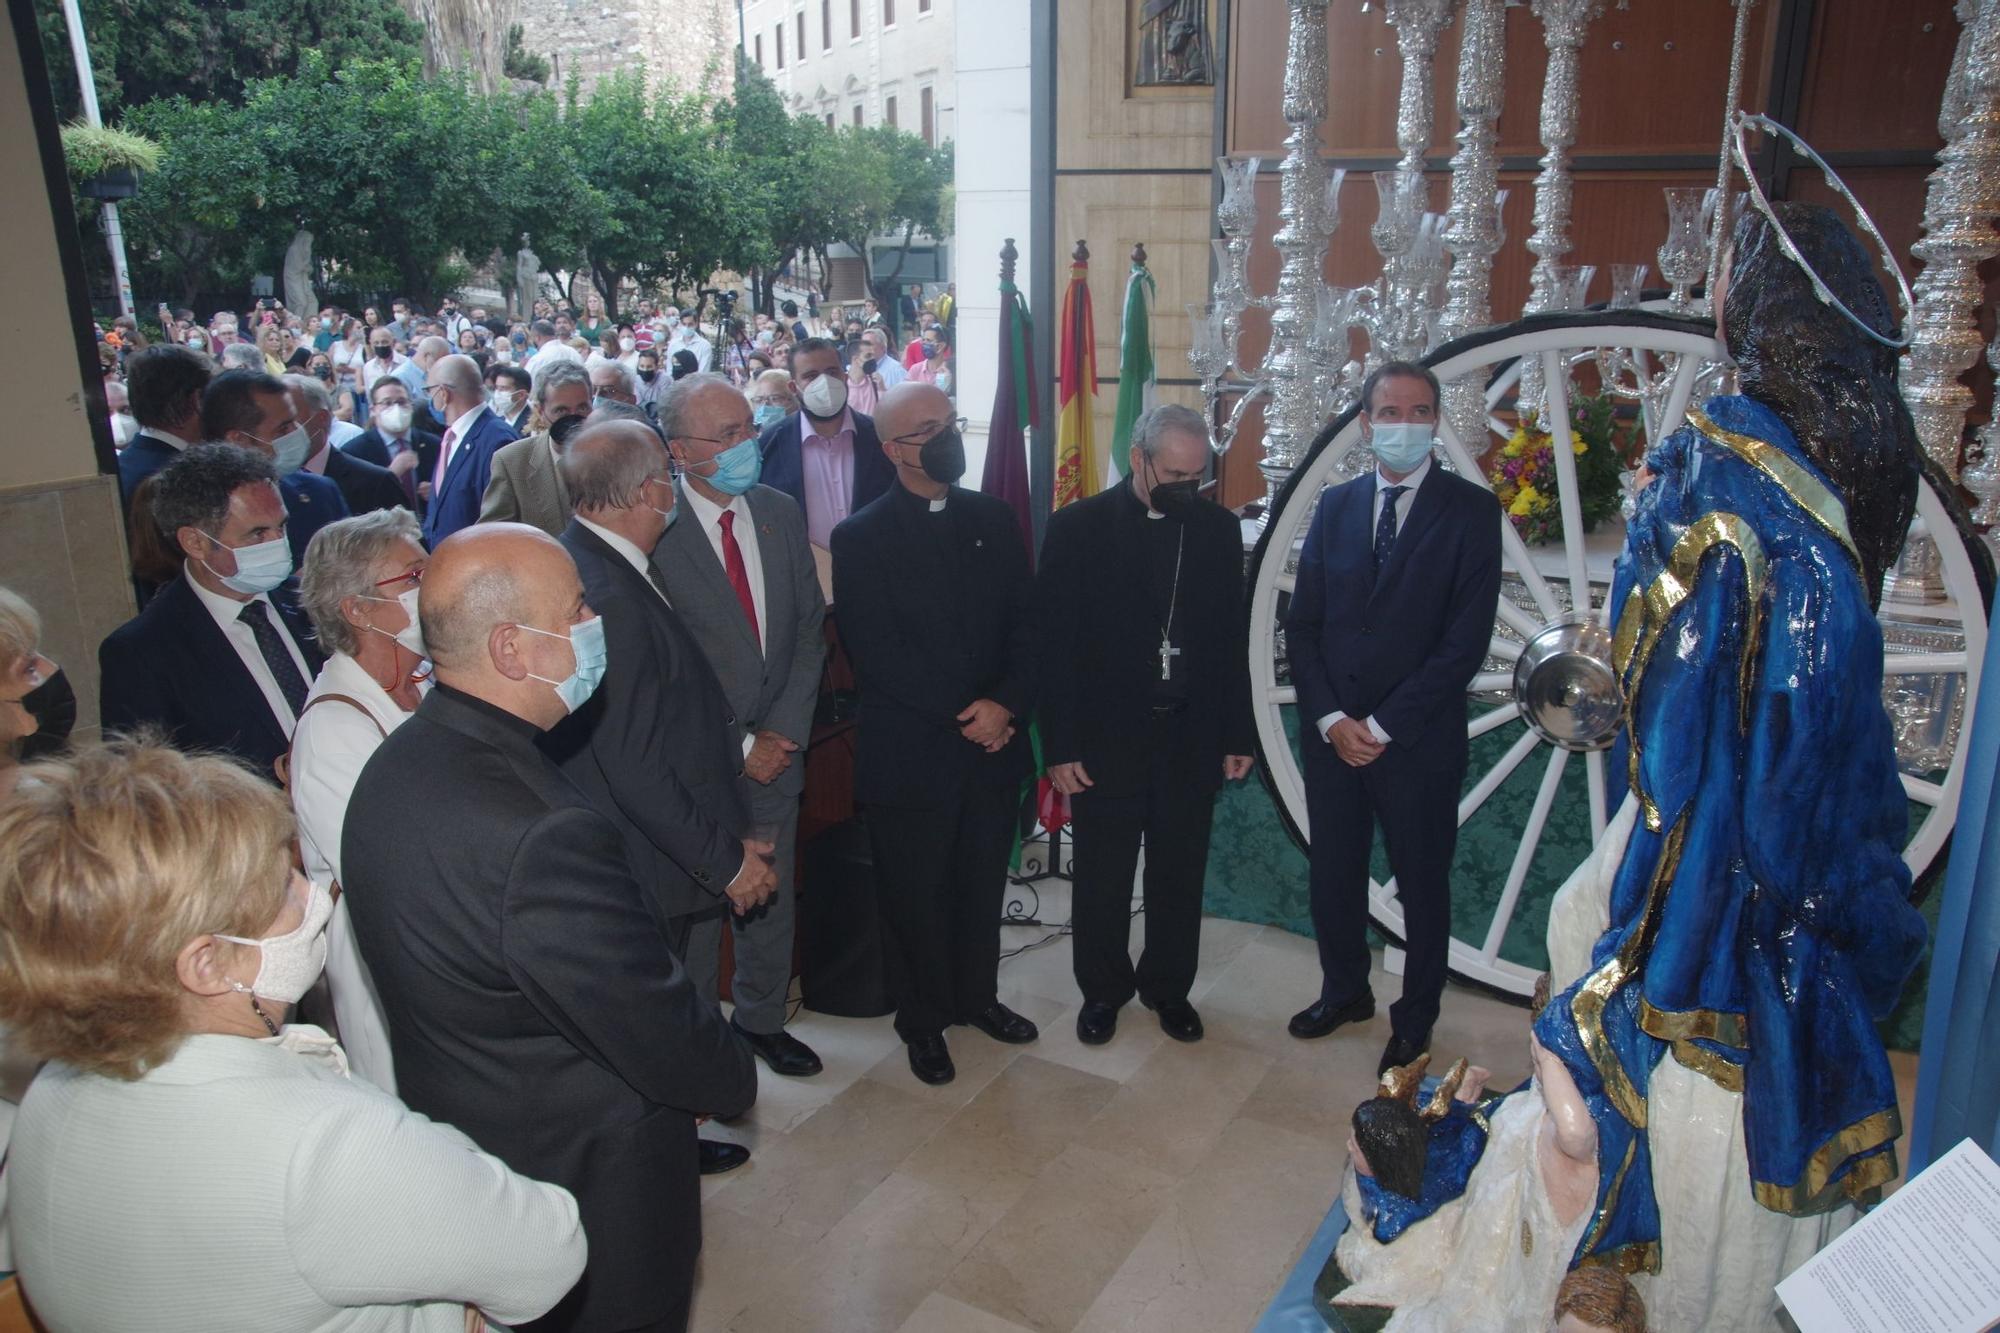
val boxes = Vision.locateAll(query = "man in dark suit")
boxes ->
[1037,403,1258,1047]
[343,377,441,514]
[117,344,213,523]
[655,374,828,1079]
[831,384,1040,1086]
[422,353,520,547]
[758,337,895,549]
[539,419,778,1175]
[200,369,350,567]
[283,373,406,517]
[1283,361,1502,1074]
[485,361,535,435]
[341,524,756,1333]
[99,444,325,778]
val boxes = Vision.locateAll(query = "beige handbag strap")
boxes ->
[276,693,389,789]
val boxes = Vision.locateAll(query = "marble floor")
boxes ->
[694,877,1538,1333]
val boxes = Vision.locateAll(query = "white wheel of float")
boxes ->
[1245,311,1992,998]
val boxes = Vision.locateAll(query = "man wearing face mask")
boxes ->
[1037,403,1258,1047]
[282,374,406,518]
[481,360,593,536]
[422,353,521,548]
[538,420,776,1175]
[655,376,828,1079]
[831,384,1040,1086]
[1283,361,1502,1075]
[844,327,906,417]
[486,362,535,434]
[201,369,351,566]
[358,327,409,400]
[99,444,327,777]
[758,337,895,550]
[344,379,441,512]
[590,359,640,409]
[342,523,755,1332]
[633,346,669,418]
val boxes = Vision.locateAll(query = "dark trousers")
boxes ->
[866,784,1015,1042]
[1302,733,1462,1043]
[1070,716,1218,1008]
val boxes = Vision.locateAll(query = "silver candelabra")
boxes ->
[1437,0,1510,454]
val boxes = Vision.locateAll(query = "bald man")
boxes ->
[342,523,755,1333]
[830,384,1040,1086]
[421,351,520,546]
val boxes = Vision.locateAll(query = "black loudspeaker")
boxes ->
[798,816,896,1017]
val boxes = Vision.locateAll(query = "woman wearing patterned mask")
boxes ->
[0,738,585,1332]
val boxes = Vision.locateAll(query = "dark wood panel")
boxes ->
[1795,0,1958,152]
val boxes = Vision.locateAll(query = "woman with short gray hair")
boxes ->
[290,508,429,1092]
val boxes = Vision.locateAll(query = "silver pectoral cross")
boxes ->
[1159,639,1182,680]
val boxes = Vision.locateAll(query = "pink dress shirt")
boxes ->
[800,410,857,549]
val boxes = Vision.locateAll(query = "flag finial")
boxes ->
[1131,242,1148,266]
[999,238,1018,283]
[1072,239,1091,264]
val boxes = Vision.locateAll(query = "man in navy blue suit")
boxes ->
[117,344,214,524]
[200,370,350,567]
[99,444,325,779]
[1283,361,1501,1075]
[421,353,519,547]
[757,338,894,549]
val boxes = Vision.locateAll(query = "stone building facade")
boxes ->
[741,0,955,145]
[510,0,736,98]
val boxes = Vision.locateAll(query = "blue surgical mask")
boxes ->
[700,436,763,496]
[753,402,788,431]
[1369,422,1435,474]
[515,615,608,714]
[201,530,294,596]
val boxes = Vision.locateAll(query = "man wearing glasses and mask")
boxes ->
[1037,403,1257,1048]
[831,384,1040,1086]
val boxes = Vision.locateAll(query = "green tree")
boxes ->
[501,24,550,86]
[837,126,953,303]
[35,0,422,119]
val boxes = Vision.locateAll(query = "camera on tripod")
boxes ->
[700,287,737,318]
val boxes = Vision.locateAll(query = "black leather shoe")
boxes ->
[1076,1001,1119,1046]
[698,1139,751,1175]
[1289,992,1376,1040]
[962,1001,1039,1045]
[1144,997,1204,1043]
[1378,1032,1431,1077]
[734,1020,824,1077]
[907,1034,956,1085]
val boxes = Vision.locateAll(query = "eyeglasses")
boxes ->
[372,567,423,590]
[677,426,759,447]
[890,416,968,447]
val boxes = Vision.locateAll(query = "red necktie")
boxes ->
[718,510,760,647]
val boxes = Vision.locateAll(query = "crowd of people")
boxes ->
[0,271,1493,1332]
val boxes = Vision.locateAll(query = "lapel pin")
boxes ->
[975,538,984,548]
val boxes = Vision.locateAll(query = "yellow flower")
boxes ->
[1510,484,1540,517]
[1495,483,1517,506]
[1502,435,1525,459]
[1573,439,1588,455]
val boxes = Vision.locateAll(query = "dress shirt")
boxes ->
[393,358,427,402]
[303,441,330,474]
[437,401,489,481]
[359,352,409,397]
[575,516,660,593]
[679,484,768,644]
[846,372,883,418]
[185,563,314,732]
[290,651,420,1094]
[1315,454,1433,747]
[330,418,365,449]
[9,1029,585,1332]
[146,425,194,452]
[525,340,583,377]
[874,357,908,389]
[800,410,857,549]
[906,357,943,385]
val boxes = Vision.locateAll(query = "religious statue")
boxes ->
[1321,200,1932,1332]
[515,233,541,320]
[1135,0,1213,87]
[1552,1267,1648,1333]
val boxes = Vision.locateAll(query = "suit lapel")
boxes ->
[743,489,789,655]
[167,579,289,749]
[663,485,762,657]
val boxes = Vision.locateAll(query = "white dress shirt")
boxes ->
[146,425,194,451]
[9,1030,585,1332]
[185,563,314,732]
[678,484,767,637]
[290,651,420,1094]
[575,516,661,593]
[437,401,489,481]
[330,417,365,449]
[1315,454,1434,746]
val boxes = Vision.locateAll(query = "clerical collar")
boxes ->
[929,496,947,513]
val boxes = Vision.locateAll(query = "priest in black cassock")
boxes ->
[1037,403,1257,1047]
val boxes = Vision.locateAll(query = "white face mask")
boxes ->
[359,585,426,658]
[375,403,413,435]
[110,411,140,447]
[216,878,334,1004]
[489,389,520,418]
[800,373,848,418]
[619,336,636,353]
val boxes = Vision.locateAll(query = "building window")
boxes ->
[796,11,806,57]
[885,95,897,128]
[822,0,832,49]
[920,85,933,146]
[826,112,836,129]
[852,104,864,127]
[776,23,785,68]
[754,33,763,66]
[884,0,895,26]
[851,0,861,38]
[918,0,930,10]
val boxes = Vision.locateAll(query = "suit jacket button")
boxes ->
[725,715,736,726]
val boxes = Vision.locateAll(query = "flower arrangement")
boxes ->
[1486,392,1631,546]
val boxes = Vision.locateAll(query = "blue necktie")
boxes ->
[1373,485,1409,573]
[238,600,309,716]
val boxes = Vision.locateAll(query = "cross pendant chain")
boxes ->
[1159,639,1182,681]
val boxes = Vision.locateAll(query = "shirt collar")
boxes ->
[1374,452,1433,496]
[680,481,748,534]
[802,408,856,444]
[575,514,655,579]
[303,440,331,473]
[183,560,265,618]
[148,426,193,452]
[445,401,487,440]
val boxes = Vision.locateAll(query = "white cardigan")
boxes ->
[290,651,418,1093]
[9,1029,585,1331]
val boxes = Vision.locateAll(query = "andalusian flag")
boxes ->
[1109,250,1157,481]
[1052,245,1100,509]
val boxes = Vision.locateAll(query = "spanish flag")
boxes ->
[1052,243,1100,510]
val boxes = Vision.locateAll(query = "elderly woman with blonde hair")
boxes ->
[291,508,430,1093]
[0,588,69,786]
[0,739,585,1331]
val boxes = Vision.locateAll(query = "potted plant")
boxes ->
[61,122,162,201]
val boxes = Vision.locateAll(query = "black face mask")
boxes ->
[374,345,393,360]
[550,413,587,449]
[16,666,76,761]
[861,357,881,377]
[1149,478,1201,521]
[917,427,966,484]
[638,368,658,382]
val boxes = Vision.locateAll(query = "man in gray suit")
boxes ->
[655,373,829,1077]
[478,360,592,535]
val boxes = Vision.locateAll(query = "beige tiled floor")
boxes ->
[694,879,1535,1333]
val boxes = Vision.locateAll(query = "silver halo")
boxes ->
[1726,112,1916,349]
